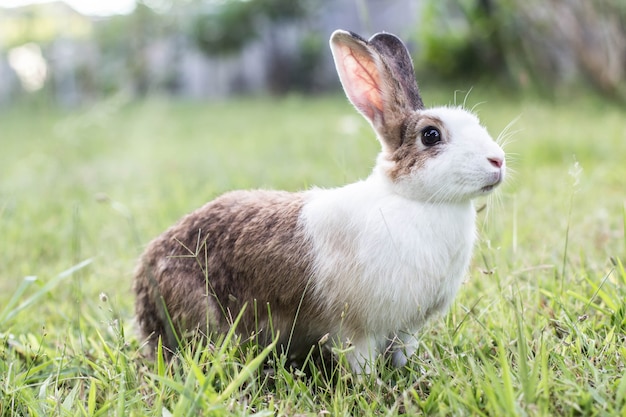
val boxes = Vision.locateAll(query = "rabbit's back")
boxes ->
[134,190,317,354]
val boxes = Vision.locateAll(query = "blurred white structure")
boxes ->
[8,43,48,91]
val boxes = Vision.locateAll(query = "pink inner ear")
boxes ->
[335,44,383,122]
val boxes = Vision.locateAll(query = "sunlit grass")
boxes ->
[0,88,625,415]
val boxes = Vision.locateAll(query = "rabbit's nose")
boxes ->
[488,157,504,168]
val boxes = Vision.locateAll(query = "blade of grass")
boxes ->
[88,377,98,416]
[0,276,37,325]
[216,338,277,403]
[616,373,626,409]
[497,341,518,414]
[514,298,533,407]
[0,259,92,325]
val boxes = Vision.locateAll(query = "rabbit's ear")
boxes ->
[368,33,423,111]
[330,30,423,152]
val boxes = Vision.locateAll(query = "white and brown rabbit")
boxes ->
[133,30,505,373]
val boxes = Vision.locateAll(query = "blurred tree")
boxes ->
[190,0,258,56]
[93,2,177,97]
[515,0,626,100]
[418,0,509,80]
[417,0,626,101]
[189,0,322,94]
[0,3,91,49]
[189,0,310,56]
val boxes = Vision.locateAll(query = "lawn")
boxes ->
[0,86,625,416]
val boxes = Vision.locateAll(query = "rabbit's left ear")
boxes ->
[330,30,423,152]
[368,33,423,111]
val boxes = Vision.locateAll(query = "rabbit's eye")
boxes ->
[421,127,442,146]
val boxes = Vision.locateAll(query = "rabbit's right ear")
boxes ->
[330,30,423,152]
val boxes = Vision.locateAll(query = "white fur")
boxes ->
[299,107,504,372]
[301,178,475,371]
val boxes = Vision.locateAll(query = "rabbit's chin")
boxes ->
[480,181,501,193]
[482,166,505,190]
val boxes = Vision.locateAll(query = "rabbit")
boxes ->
[133,29,506,373]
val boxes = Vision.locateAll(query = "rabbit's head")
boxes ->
[330,30,505,203]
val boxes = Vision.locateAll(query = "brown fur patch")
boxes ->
[133,190,319,358]
[385,114,448,181]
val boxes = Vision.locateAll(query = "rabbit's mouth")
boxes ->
[480,171,504,192]
[481,183,498,192]
[481,177,502,193]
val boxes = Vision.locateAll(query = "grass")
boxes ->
[0,86,625,416]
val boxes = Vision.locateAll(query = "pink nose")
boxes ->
[488,157,503,168]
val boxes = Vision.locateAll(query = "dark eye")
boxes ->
[421,126,442,146]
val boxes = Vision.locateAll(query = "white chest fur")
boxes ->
[301,175,476,340]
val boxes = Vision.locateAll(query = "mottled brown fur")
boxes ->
[134,190,320,358]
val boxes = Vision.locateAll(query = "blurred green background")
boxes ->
[1,0,625,104]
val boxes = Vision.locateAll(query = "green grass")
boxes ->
[1,87,625,416]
